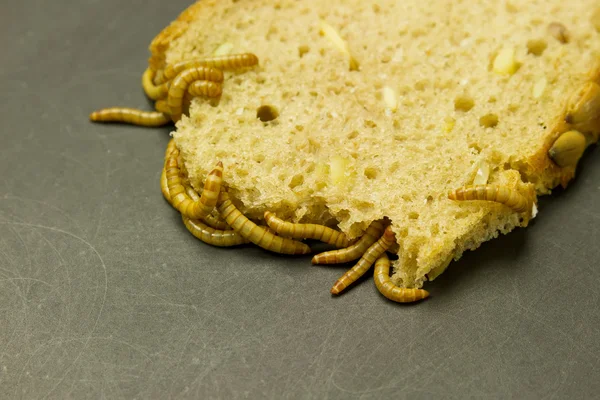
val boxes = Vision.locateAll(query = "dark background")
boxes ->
[1,0,599,398]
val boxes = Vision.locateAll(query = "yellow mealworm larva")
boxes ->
[142,68,169,100]
[167,68,224,121]
[311,220,385,265]
[165,149,223,219]
[217,192,311,255]
[182,216,249,247]
[155,99,171,115]
[263,211,349,248]
[161,164,172,204]
[89,107,170,127]
[181,170,229,230]
[448,184,530,213]
[160,53,259,83]
[187,80,223,98]
[373,254,429,303]
[202,212,231,231]
[330,226,396,295]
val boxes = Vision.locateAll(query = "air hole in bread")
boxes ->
[295,125,304,132]
[253,153,265,163]
[454,95,475,112]
[526,39,547,56]
[298,45,310,58]
[364,167,378,179]
[257,105,279,122]
[479,113,499,128]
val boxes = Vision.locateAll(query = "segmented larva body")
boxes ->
[165,149,223,219]
[161,165,171,204]
[167,67,224,121]
[89,108,170,127]
[142,68,169,100]
[155,99,171,115]
[448,184,530,213]
[182,216,249,247]
[330,226,396,295]
[188,80,223,98]
[264,212,349,248]
[202,212,231,231]
[160,53,259,83]
[217,192,311,255]
[311,221,385,265]
[373,254,429,303]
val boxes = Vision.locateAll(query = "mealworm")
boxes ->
[89,107,170,127]
[160,53,259,83]
[330,226,396,295]
[373,254,430,303]
[202,212,231,230]
[263,211,349,248]
[217,192,311,255]
[161,164,171,204]
[155,99,171,115]
[311,221,385,265]
[142,68,169,100]
[447,184,530,213]
[165,148,223,219]
[168,70,223,121]
[182,216,249,247]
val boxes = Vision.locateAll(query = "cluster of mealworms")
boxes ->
[159,139,429,302]
[90,53,259,126]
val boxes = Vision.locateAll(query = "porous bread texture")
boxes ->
[159,0,600,288]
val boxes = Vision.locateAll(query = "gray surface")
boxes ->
[1,0,599,398]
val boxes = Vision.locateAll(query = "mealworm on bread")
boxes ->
[447,184,530,213]
[217,192,311,255]
[165,149,223,219]
[160,53,259,83]
[142,68,169,100]
[89,107,170,127]
[182,215,249,247]
[311,220,385,265]
[264,211,349,247]
[373,254,429,303]
[155,99,171,115]
[187,80,223,98]
[167,68,223,121]
[330,226,396,295]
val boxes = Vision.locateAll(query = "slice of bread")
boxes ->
[150,0,600,288]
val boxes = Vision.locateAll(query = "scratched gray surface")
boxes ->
[1,1,599,399]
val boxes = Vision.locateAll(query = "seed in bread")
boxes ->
[548,130,588,167]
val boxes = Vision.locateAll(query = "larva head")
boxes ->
[548,130,587,167]
[209,161,224,178]
[383,225,396,241]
